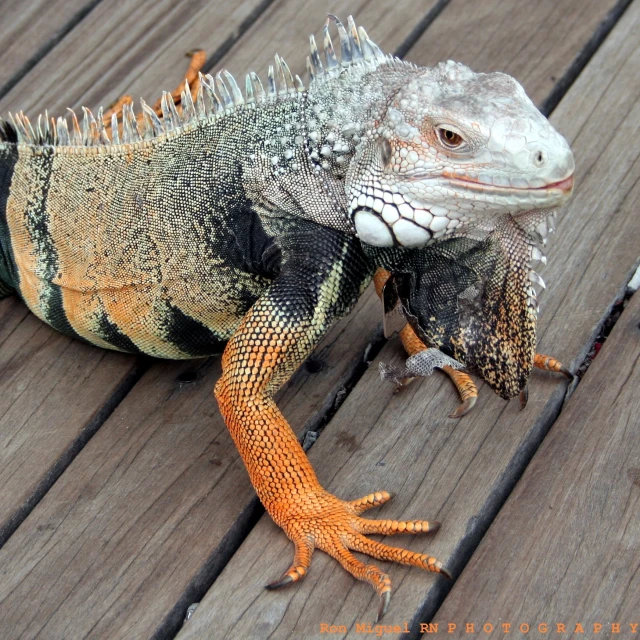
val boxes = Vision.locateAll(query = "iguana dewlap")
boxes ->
[0,16,574,621]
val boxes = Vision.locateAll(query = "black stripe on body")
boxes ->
[0,143,19,292]
[96,310,143,354]
[163,303,227,357]
[21,149,84,341]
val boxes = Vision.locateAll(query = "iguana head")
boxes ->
[345,60,574,248]
[304,17,574,248]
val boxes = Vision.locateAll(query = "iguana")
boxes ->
[0,16,574,620]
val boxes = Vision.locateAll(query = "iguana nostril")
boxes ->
[534,150,545,166]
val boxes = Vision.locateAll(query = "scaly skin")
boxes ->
[0,16,575,620]
[373,267,572,417]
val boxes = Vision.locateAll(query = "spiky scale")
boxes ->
[81,107,90,145]
[160,92,174,130]
[309,34,324,77]
[222,70,244,106]
[110,113,119,144]
[201,74,223,114]
[36,114,44,142]
[245,74,255,104]
[141,99,164,136]
[267,65,276,98]
[67,109,82,146]
[195,80,206,119]
[274,54,288,95]
[250,72,265,103]
[358,26,385,62]
[323,23,339,71]
[57,116,70,145]
[181,80,197,122]
[167,92,182,126]
[214,72,234,109]
[122,103,141,143]
[96,107,110,145]
[348,16,364,61]
[327,14,352,65]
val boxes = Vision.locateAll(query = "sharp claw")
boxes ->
[392,377,416,394]
[265,574,294,590]
[376,590,391,622]
[449,395,477,418]
[519,385,529,410]
[429,520,441,533]
[438,565,453,580]
[559,365,574,379]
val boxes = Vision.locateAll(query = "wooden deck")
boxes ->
[0,1,638,638]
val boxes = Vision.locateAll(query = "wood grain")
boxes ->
[179,1,640,638]
[433,287,640,634]
[0,2,444,638]
[0,0,275,552]
[0,0,99,94]
[0,306,137,544]
[0,0,273,115]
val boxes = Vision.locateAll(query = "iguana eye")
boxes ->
[437,127,464,148]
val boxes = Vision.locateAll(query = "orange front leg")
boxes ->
[374,268,477,417]
[215,245,448,621]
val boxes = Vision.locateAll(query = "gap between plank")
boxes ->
[410,265,640,632]
[0,0,104,100]
[155,329,388,640]
[165,3,637,635]
[201,0,278,74]
[540,0,635,116]
[0,360,149,549]
[393,0,452,59]
[0,0,279,554]
[169,2,638,635]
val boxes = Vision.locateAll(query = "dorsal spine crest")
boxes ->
[0,15,388,151]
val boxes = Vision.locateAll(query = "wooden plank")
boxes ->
[403,0,628,107]
[178,1,640,638]
[0,304,138,544]
[432,290,640,633]
[0,0,272,115]
[0,0,275,550]
[0,0,100,95]
[0,0,139,548]
[0,3,443,639]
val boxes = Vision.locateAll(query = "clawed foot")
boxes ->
[266,490,448,621]
[382,350,572,419]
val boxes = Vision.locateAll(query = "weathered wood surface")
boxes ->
[0,310,138,546]
[0,0,274,115]
[0,0,293,556]
[0,2,444,639]
[0,0,636,639]
[179,1,640,638]
[433,288,640,635]
[0,0,99,94]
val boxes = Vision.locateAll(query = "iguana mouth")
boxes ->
[444,172,574,195]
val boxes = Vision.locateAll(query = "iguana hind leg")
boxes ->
[216,231,447,621]
[102,50,206,134]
